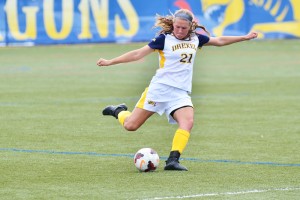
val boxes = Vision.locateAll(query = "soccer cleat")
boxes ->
[164,151,188,171]
[164,158,188,171]
[102,103,128,119]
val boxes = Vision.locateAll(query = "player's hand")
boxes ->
[245,31,258,40]
[97,58,111,67]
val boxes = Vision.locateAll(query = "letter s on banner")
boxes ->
[115,0,139,37]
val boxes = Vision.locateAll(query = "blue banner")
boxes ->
[0,0,299,46]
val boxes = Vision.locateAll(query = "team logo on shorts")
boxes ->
[147,100,156,106]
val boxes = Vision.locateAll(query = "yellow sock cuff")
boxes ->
[171,129,190,154]
[118,111,131,126]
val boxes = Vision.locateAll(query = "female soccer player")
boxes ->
[97,9,258,171]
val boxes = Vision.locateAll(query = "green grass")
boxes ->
[0,40,300,199]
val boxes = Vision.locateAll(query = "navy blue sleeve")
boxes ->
[148,34,165,50]
[197,34,210,47]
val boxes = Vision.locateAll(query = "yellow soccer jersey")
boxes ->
[148,33,209,93]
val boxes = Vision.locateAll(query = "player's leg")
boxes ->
[164,106,194,171]
[102,87,155,131]
[121,107,154,131]
[102,104,154,131]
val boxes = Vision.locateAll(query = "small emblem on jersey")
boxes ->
[148,100,156,106]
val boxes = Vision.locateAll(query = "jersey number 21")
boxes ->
[180,53,193,63]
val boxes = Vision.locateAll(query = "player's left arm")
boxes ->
[205,31,258,47]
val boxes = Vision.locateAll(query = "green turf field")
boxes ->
[1,40,300,199]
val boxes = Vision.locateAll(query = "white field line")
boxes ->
[141,187,300,200]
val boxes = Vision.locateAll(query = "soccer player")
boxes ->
[97,9,258,171]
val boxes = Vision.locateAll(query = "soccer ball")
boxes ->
[134,148,159,172]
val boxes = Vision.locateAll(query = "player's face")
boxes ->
[173,18,191,40]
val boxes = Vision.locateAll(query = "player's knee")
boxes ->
[123,121,139,131]
[187,118,194,130]
[179,118,194,132]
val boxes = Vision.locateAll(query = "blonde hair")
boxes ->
[154,9,210,38]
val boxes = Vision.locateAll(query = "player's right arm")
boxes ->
[97,45,154,67]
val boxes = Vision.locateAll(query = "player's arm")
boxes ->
[205,31,258,47]
[97,45,154,67]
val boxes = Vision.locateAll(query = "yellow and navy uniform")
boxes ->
[148,33,209,93]
[134,33,209,124]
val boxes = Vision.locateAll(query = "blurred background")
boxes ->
[1,0,300,46]
[1,1,300,199]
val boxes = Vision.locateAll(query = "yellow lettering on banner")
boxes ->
[115,0,138,37]
[290,0,300,20]
[44,0,73,39]
[264,0,272,10]
[78,0,109,39]
[251,0,265,6]
[4,0,39,40]
[270,0,280,16]
[78,0,92,39]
